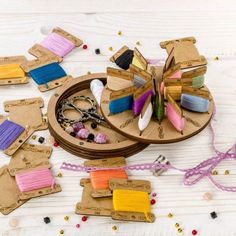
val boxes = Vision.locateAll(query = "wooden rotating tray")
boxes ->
[47,73,148,159]
[100,86,214,144]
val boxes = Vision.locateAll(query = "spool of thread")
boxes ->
[133,89,153,116]
[132,55,145,70]
[166,103,185,132]
[0,64,25,79]
[180,93,209,112]
[160,83,182,101]
[40,32,76,58]
[113,189,151,221]
[29,62,67,85]
[90,170,127,190]
[0,120,25,150]
[109,95,133,114]
[133,75,147,88]
[154,95,165,123]
[90,79,104,106]
[114,49,134,70]
[15,168,55,192]
[192,75,205,88]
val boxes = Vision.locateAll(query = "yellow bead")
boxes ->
[112,225,117,231]
[168,213,173,218]
[178,228,183,233]
[136,41,141,46]
[214,56,219,60]
[109,47,113,51]
[32,135,37,140]
[64,216,69,221]
[57,173,63,177]
[175,223,180,228]
[212,170,218,175]
[118,31,122,35]
[224,170,230,175]
[59,230,64,235]
[87,71,91,75]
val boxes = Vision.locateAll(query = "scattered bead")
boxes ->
[152,192,157,197]
[112,225,118,231]
[87,133,95,141]
[95,133,107,144]
[167,213,173,218]
[76,223,80,228]
[9,218,19,227]
[53,142,59,147]
[212,170,218,175]
[70,132,76,137]
[77,128,90,139]
[82,216,88,222]
[87,71,91,75]
[95,48,101,54]
[38,136,45,144]
[210,211,217,219]
[118,31,122,35]
[203,192,213,201]
[91,122,97,129]
[57,173,63,177]
[65,126,74,134]
[192,229,198,235]
[83,44,88,49]
[43,217,50,224]
[72,122,84,133]
[46,136,55,145]
[150,199,156,205]
[178,228,183,233]
[64,216,69,221]
[214,56,219,60]
[31,135,37,140]
[175,223,180,228]
[109,47,113,51]
[224,170,230,175]
[59,229,64,235]
[136,41,141,46]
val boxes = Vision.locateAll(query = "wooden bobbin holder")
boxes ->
[47,73,148,159]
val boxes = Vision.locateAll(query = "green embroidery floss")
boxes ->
[192,75,205,88]
[155,92,165,123]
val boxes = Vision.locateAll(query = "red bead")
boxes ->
[82,216,87,222]
[53,142,59,147]
[192,229,197,235]
[83,44,88,49]
[150,199,156,205]
[76,224,80,228]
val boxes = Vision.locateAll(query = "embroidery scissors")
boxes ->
[57,95,109,128]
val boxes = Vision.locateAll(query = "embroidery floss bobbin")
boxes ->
[0,64,25,80]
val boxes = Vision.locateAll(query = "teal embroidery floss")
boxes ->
[109,95,133,114]
[28,62,67,85]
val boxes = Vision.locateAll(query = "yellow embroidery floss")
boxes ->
[132,56,145,70]
[0,64,25,80]
[113,189,151,221]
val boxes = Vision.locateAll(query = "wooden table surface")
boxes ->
[0,1,236,235]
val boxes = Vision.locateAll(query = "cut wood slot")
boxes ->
[182,86,210,99]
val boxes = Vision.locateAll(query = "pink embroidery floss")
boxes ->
[15,168,55,192]
[166,95,185,133]
[40,32,76,58]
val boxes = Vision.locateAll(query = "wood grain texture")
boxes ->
[0,1,236,235]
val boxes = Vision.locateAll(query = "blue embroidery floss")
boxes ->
[0,120,25,150]
[28,62,67,85]
[180,93,209,113]
[109,95,133,114]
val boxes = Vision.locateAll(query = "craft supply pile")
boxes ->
[0,26,232,231]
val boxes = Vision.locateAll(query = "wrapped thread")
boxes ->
[113,189,151,221]
[114,49,134,70]
[109,95,133,114]
[90,79,104,106]
[40,32,76,58]
[0,120,25,150]
[90,170,127,190]
[154,94,165,123]
[29,62,67,85]
[0,64,25,79]
[134,75,147,88]
[192,75,205,88]
[15,168,55,192]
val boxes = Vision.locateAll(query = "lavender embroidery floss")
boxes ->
[0,120,25,150]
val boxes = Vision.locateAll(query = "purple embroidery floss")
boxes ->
[132,89,153,116]
[0,120,25,150]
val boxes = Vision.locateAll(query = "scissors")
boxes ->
[57,95,109,128]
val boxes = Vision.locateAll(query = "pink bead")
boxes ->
[72,122,84,133]
[77,128,90,139]
[76,223,80,228]
[203,192,213,201]
[94,133,107,144]
[152,192,157,197]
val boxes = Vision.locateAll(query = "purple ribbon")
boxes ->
[61,108,236,192]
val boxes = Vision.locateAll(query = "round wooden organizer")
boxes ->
[47,73,148,159]
[100,86,214,144]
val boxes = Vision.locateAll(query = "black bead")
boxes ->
[70,132,76,137]
[210,211,217,219]
[95,48,100,54]
[87,133,95,141]
[44,217,51,224]
[38,137,45,144]
[91,122,97,129]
